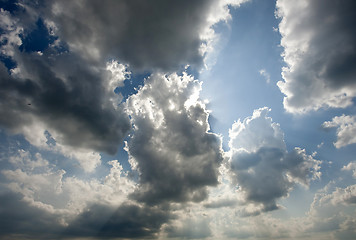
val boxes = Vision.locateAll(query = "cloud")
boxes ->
[259,69,270,83]
[0,189,170,240]
[0,191,65,239]
[0,0,249,162]
[1,149,136,215]
[276,0,356,113]
[0,40,131,156]
[306,183,356,239]
[228,108,321,214]
[322,114,356,148]
[65,203,171,239]
[203,198,237,209]
[0,8,22,57]
[42,0,248,71]
[0,5,132,169]
[330,185,356,205]
[342,162,356,179]
[126,72,223,205]
[0,148,148,239]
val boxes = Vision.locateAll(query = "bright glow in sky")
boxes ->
[0,0,355,239]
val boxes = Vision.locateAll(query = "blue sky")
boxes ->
[0,0,355,239]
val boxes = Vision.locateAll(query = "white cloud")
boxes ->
[228,108,321,214]
[0,9,23,57]
[10,120,101,172]
[323,114,356,148]
[126,72,223,205]
[342,162,356,179]
[229,108,285,152]
[105,60,129,108]
[1,149,136,221]
[306,183,356,239]
[276,0,356,113]
[259,69,270,83]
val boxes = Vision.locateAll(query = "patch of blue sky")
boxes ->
[19,18,58,53]
[0,55,16,72]
[115,70,148,102]
[100,139,131,172]
[201,0,284,148]
[0,0,20,13]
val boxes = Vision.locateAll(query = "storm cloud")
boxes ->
[43,0,247,71]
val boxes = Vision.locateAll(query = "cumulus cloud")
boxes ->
[342,162,356,179]
[306,183,356,239]
[43,0,248,71]
[1,149,136,214]
[0,51,131,155]
[126,72,223,205]
[228,108,321,214]
[0,9,131,155]
[276,0,356,113]
[0,5,131,168]
[0,148,152,239]
[0,0,249,166]
[322,114,356,148]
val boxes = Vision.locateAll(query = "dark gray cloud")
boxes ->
[276,0,356,113]
[231,147,291,212]
[228,108,321,214]
[43,0,219,71]
[0,50,130,154]
[0,191,64,239]
[0,4,131,154]
[126,73,223,205]
[65,203,171,239]
[0,192,171,239]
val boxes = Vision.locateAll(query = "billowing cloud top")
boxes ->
[228,108,321,214]
[126,73,223,205]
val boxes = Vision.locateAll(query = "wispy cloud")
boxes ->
[259,68,270,83]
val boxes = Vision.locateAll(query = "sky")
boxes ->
[0,0,355,239]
